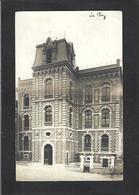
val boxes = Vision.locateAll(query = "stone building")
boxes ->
[16,37,123,172]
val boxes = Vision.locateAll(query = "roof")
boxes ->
[79,64,121,76]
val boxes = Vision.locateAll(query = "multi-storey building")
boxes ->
[16,37,123,172]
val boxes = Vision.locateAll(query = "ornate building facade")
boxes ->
[16,37,123,172]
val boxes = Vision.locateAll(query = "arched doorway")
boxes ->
[44,144,53,165]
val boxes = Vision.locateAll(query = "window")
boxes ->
[84,110,92,128]
[70,81,73,99]
[69,108,73,127]
[102,159,108,167]
[24,136,29,151]
[46,48,52,63]
[45,132,51,137]
[85,85,92,103]
[24,115,29,130]
[44,78,53,98]
[23,94,29,109]
[101,108,110,127]
[44,106,52,125]
[84,134,91,151]
[102,84,110,102]
[101,134,109,151]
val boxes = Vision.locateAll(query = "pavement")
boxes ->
[16,162,123,181]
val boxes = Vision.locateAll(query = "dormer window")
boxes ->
[46,48,52,63]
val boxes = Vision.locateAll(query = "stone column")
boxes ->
[110,156,115,169]
[89,155,94,172]
[80,155,85,172]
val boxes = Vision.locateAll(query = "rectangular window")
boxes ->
[85,85,92,104]
[102,87,110,102]
[102,159,108,167]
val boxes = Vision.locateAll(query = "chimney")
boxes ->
[116,59,120,66]
[76,66,79,72]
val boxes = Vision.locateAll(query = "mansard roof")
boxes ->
[33,37,75,68]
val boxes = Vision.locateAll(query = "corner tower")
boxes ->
[32,37,78,165]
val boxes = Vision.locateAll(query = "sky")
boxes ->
[15,11,122,85]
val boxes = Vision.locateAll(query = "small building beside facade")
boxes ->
[16,37,123,173]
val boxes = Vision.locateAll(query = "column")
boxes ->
[80,155,85,172]
[110,156,115,169]
[89,155,94,172]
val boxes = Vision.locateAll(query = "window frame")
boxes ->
[46,48,52,63]
[101,84,110,102]
[44,105,52,126]
[101,134,109,152]
[24,114,29,130]
[84,134,91,151]
[102,158,109,167]
[23,93,29,109]
[84,109,92,128]
[101,108,110,127]
[84,85,92,104]
[44,78,53,99]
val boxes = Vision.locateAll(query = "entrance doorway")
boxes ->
[44,144,53,165]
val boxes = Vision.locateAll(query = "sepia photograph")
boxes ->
[15,11,123,181]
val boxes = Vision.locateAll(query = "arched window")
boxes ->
[44,78,53,98]
[84,110,92,128]
[24,136,29,151]
[101,108,110,127]
[102,84,110,102]
[46,48,52,63]
[44,106,52,125]
[85,85,92,103]
[101,134,109,151]
[84,134,91,151]
[23,94,29,109]
[24,115,29,130]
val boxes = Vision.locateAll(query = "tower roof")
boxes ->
[32,37,75,69]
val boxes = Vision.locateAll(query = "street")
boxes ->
[16,162,123,181]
